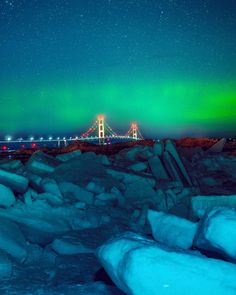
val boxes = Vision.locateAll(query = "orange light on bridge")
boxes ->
[98,114,105,120]
[131,122,137,129]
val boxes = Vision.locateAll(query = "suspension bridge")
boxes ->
[0,115,144,150]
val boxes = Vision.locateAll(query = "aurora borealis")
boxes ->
[0,0,236,138]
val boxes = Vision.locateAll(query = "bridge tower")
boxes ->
[131,123,138,140]
[98,115,105,145]
[125,122,143,140]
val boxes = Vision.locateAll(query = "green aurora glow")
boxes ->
[1,0,236,138]
[1,78,236,137]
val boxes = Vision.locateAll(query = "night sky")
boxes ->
[0,0,236,138]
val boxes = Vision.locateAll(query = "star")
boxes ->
[5,0,14,8]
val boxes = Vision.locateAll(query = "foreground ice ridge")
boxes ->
[0,140,235,294]
[98,232,236,295]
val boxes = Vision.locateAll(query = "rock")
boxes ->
[194,207,236,262]
[26,151,62,176]
[148,156,169,180]
[128,162,147,172]
[0,251,12,278]
[191,195,236,218]
[0,217,28,263]
[98,232,236,295]
[0,184,15,207]
[0,169,29,194]
[148,210,198,249]
[51,235,94,255]
[59,181,94,204]
[153,142,164,156]
[41,178,62,198]
[56,150,82,162]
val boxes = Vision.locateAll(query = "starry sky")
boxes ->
[0,0,236,138]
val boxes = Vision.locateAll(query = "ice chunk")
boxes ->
[165,140,192,185]
[206,138,226,153]
[25,243,44,265]
[53,156,107,186]
[41,178,62,198]
[86,181,105,194]
[59,181,94,204]
[98,232,236,295]
[96,193,116,202]
[0,217,28,263]
[121,147,141,162]
[95,193,117,206]
[56,149,82,162]
[0,184,15,207]
[26,151,62,176]
[0,205,71,245]
[0,251,12,278]
[148,210,198,249]
[28,173,43,192]
[23,189,33,205]
[128,162,147,172]
[148,156,169,180]
[36,192,63,206]
[0,168,28,193]
[51,235,94,255]
[137,147,153,161]
[124,178,156,202]
[110,187,126,206]
[0,159,23,172]
[194,207,236,261]
[191,195,236,218]
[153,142,164,156]
[98,155,111,166]
[107,168,155,187]
[75,201,87,210]
[163,151,184,184]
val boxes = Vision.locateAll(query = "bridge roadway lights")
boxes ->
[0,117,143,147]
